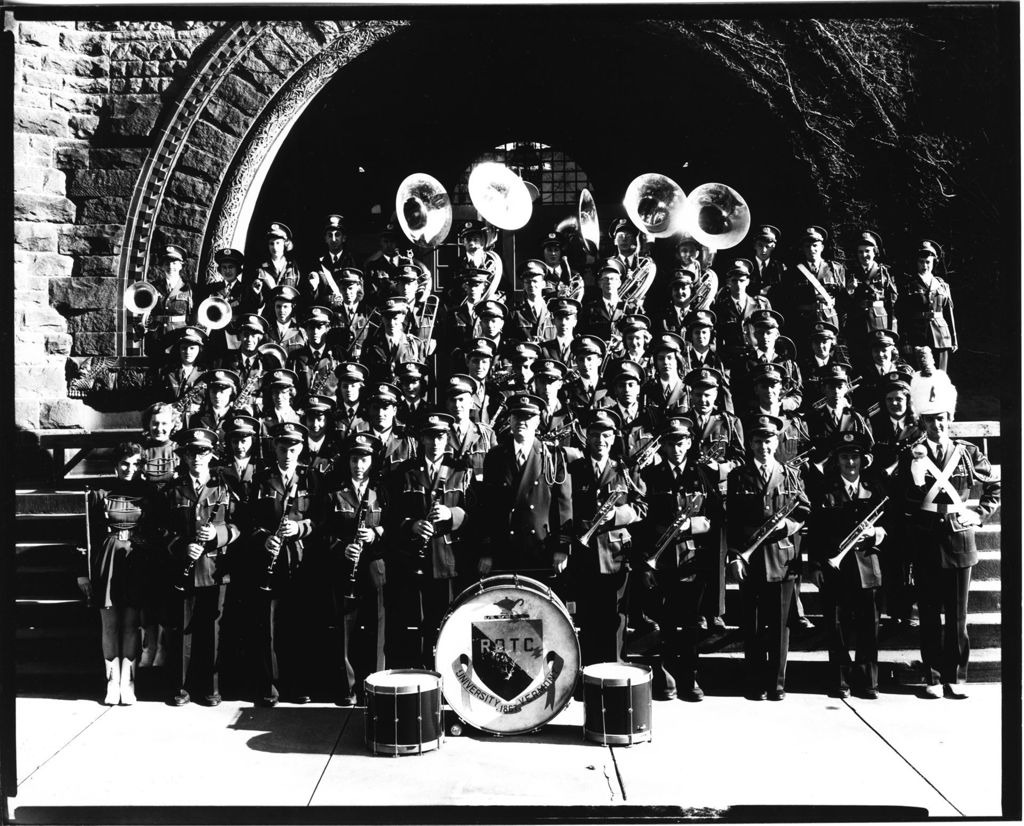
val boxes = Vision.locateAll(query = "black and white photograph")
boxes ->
[2,3,1020,823]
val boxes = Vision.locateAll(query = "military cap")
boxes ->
[520,259,548,279]
[650,332,685,355]
[224,415,259,436]
[367,382,401,405]
[831,431,873,458]
[382,297,410,315]
[821,362,853,384]
[663,416,696,441]
[234,313,270,336]
[446,374,479,396]
[270,285,300,303]
[749,308,784,329]
[810,321,839,341]
[418,412,454,433]
[598,258,627,278]
[541,231,564,248]
[748,414,786,437]
[395,263,422,282]
[338,268,364,284]
[200,369,240,392]
[856,230,883,251]
[378,222,397,239]
[608,217,638,238]
[507,393,547,417]
[750,364,784,385]
[160,244,186,262]
[533,358,569,381]
[395,361,428,383]
[267,222,292,241]
[214,247,244,267]
[548,297,581,316]
[466,337,497,359]
[335,362,369,383]
[675,232,704,250]
[264,368,298,389]
[684,309,716,330]
[755,225,781,243]
[725,259,754,279]
[869,329,900,348]
[671,267,698,285]
[475,299,507,319]
[571,334,606,357]
[506,340,542,364]
[684,366,723,389]
[303,395,336,415]
[345,432,381,456]
[882,369,912,394]
[801,226,828,244]
[608,360,645,385]
[324,214,346,232]
[178,325,207,346]
[173,427,218,452]
[460,267,492,285]
[619,313,652,335]
[917,239,943,259]
[458,220,487,240]
[587,408,622,432]
[270,421,308,445]
[302,306,334,327]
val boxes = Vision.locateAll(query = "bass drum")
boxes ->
[434,574,580,735]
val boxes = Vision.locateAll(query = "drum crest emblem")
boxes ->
[471,597,543,701]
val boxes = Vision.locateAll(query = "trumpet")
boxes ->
[625,434,663,469]
[578,490,623,546]
[646,495,699,570]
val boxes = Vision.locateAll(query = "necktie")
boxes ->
[847,483,857,499]
[761,464,770,483]
[935,444,944,465]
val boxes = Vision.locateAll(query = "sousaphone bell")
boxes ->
[196,295,233,331]
[468,162,533,231]
[124,280,162,315]
[396,173,453,250]
[577,188,601,255]
[680,183,751,251]
[623,173,686,238]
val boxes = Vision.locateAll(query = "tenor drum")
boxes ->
[582,662,653,746]
[363,669,443,756]
[434,574,580,735]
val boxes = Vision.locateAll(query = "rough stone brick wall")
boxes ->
[12,18,218,429]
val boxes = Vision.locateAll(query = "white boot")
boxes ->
[104,659,121,705]
[119,658,137,705]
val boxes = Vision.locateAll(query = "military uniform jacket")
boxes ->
[637,460,719,580]
[739,407,811,467]
[509,297,556,343]
[221,350,267,415]
[733,349,803,412]
[159,469,239,589]
[563,376,609,415]
[851,361,909,415]
[641,375,688,429]
[480,438,573,571]
[748,257,786,298]
[269,319,307,354]
[846,263,897,335]
[581,297,627,341]
[712,292,772,354]
[387,456,474,580]
[539,336,575,367]
[895,274,956,350]
[351,423,417,478]
[447,420,497,482]
[806,469,891,589]
[686,409,746,485]
[314,250,357,305]
[726,461,810,583]
[654,301,697,337]
[256,258,306,297]
[773,259,847,332]
[892,440,1000,568]
[596,400,656,462]
[322,478,386,587]
[798,355,838,412]
[219,459,257,502]
[289,345,339,400]
[805,405,874,460]
[330,402,368,441]
[569,456,647,575]
[363,330,426,382]
[160,363,206,405]
[331,301,374,358]
[242,464,322,587]
[868,410,924,473]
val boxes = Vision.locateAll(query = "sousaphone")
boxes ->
[396,173,453,250]
[680,183,750,251]
[468,162,533,231]
[577,189,600,255]
[623,173,686,238]
[196,295,232,331]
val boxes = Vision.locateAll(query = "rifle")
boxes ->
[827,496,889,570]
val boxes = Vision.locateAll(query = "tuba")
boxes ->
[468,162,533,231]
[577,188,601,255]
[396,173,453,250]
[623,174,686,238]
[679,183,750,252]
[196,295,232,331]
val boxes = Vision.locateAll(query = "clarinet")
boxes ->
[174,501,209,592]
[414,488,442,577]
[343,493,369,601]
[260,490,291,593]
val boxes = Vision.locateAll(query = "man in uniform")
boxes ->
[539,297,581,366]
[329,268,374,361]
[461,337,500,425]
[533,358,579,450]
[655,268,700,336]
[445,374,497,482]
[674,235,717,312]
[713,259,772,365]
[289,306,337,400]
[330,362,369,441]
[199,246,258,359]
[798,321,841,412]
[479,394,572,576]
[160,326,209,419]
[267,285,307,354]
[747,225,786,298]
[160,427,239,707]
[852,329,906,414]
[386,412,475,668]
[732,309,803,414]
[362,222,401,304]
[314,213,356,306]
[255,223,306,309]
[568,409,647,668]
[395,361,431,426]
[509,260,556,342]
[351,380,417,479]
[772,225,847,347]
[636,416,719,700]
[363,297,425,382]
[581,258,628,341]
[564,334,608,415]
[844,230,898,372]
[893,373,999,698]
[222,313,273,416]
[641,332,689,428]
[681,309,734,413]
[446,268,491,352]
[540,231,577,297]
[600,360,655,461]
[726,414,811,701]
[895,240,957,372]
[804,363,874,463]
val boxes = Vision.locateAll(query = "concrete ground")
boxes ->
[7,684,1006,822]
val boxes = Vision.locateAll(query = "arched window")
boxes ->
[452,141,593,207]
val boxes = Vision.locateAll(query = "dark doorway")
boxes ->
[248,15,815,271]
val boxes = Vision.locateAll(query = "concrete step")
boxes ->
[15,512,87,545]
[720,580,1001,614]
[15,541,85,565]
[973,550,1002,581]
[975,524,1000,550]
[17,566,87,600]
[16,489,88,515]
[15,598,92,629]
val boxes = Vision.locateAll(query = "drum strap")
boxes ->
[920,444,966,514]
[796,263,836,309]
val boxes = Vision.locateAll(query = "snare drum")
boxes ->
[363,669,443,756]
[434,574,580,735]
[582,662,652,746]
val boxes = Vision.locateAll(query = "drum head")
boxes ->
[365,669,441,693]
[435,576,580,734]
[583,662,652,686]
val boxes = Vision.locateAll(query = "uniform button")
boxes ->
[530,529,536,535]
[529,505,534,510]
[534,481,539,486]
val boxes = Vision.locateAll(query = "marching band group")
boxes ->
[79,204,999,712]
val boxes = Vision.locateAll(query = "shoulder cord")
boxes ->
[542,443,567,486]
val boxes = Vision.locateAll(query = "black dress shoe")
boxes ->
[260,695,279,707]
[767,689,786,701]
[290,694,312,705]
[746,690,767,701]
[654,690,678,701]
[172,691,190,707]
[202,693,222,707]
[711,616,728,630]
[858,688,879,700]
[680,684,704,702]
[834,687,851,699]
[337,692,358,707]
